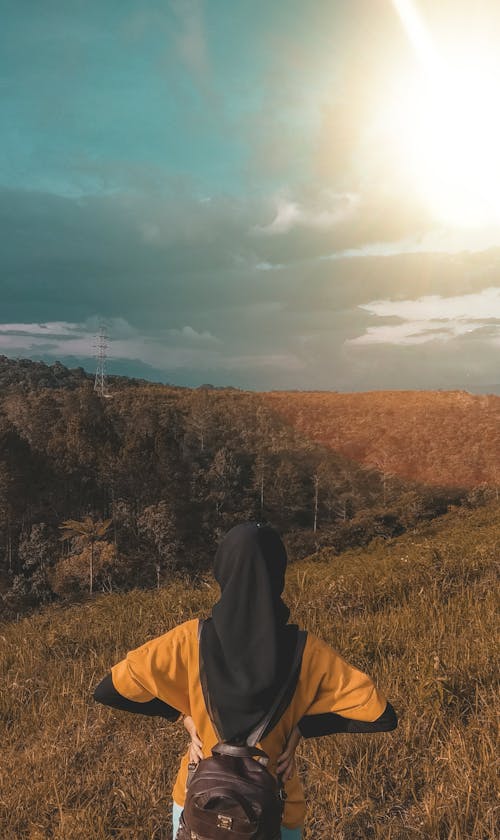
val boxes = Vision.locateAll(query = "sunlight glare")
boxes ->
[389,0,500,227]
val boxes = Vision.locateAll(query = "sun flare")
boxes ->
[388,0,500,228]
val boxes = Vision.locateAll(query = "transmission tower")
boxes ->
[93,323,112,398]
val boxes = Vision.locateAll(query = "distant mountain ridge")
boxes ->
[0,354,498,395]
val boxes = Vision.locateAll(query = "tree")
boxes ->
[16,523,55,603]
[312,473,319,533]
[205,448,241,518]
[267,455,308,526]
[137,501,180,588]
[185,390,215,453]
[369,448,394,509]
[310,459,331,532]
[58,515,112,594]
[252,452,268,519]
[50,540,120,596]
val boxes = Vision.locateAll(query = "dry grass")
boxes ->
[1,502,499,839]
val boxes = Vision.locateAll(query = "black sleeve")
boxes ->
[93,672,181,722]
[297,701,398,738]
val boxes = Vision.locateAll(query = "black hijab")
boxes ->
[199,521,299,742]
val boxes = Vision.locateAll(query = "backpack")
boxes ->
[175,620,307,840]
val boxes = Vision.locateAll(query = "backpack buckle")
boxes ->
[217,814,233,830]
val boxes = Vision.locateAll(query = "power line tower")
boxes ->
[93,322,112,398]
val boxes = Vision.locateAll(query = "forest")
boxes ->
[262,389,499,488]
[0,356,497,618]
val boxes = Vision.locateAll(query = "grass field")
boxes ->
[1,501,498,839]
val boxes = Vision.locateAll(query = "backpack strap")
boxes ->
[212,743,270,765]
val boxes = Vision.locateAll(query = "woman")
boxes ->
[94,521,397,838]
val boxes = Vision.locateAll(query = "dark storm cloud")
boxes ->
[1,184,499,390]
[0,183,433,330]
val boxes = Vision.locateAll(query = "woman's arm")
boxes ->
[297,700,397,738]
[277,702,397,779]
[93,672,181,721]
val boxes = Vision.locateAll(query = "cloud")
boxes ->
[255,192,359,235]
[255,262,285,271]
[1,184,499,390]
[323,224,500,259]
[0,321,81,336]
[347,287,500,345]
[0,290,312,383]
[0,316,304,377]
[171,0,208,76]
[359,287,500,321]
[166,325,220,342]
[0,318,220,362]
[346,320,483,346]
[167,0,219,106]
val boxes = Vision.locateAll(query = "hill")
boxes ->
[2,356,497,490]
[1,501,498,839]
[3,376,477,619]
[0,355,166,393]
[261,389,500,489]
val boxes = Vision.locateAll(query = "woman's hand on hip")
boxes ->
[183,714,203,763]
[276,725,302,783]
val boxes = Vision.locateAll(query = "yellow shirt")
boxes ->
[111,618,387,829]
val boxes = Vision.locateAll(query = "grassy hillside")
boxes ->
[1,502,498,839]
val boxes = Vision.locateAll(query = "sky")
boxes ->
[1,0,499,391]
